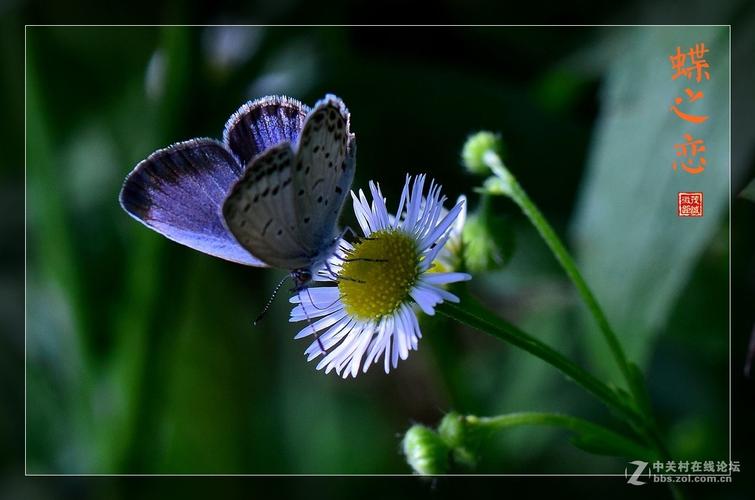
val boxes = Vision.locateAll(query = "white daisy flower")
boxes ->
[289,174,471,378]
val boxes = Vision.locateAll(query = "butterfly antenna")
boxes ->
[253,274,291,326]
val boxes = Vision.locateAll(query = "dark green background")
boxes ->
[4,10,755,500]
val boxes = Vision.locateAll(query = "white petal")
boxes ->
[420,272,472,286]
[453,195,467,235]
[316,330,352,371]
[414,182,442,238]
[348,326,373,378]
[401,175,425,231]
[294,308,347,339]
[324,322,369,374]
[409,286,442,316]
[351,190,373,236]
[419,282,460,303]
[359,189,381,235]
[290,301,342,321]
[419,200,464,250]
[383,335,392,373]
[422,231,453,267]
[289,286,339,305]
[369,181,390,230]
[393,175,410,228]
[305,316,354,358]
[396,315,410,361]
[363,315,391,370]
[390,323,401,369]
[401,304,421,349]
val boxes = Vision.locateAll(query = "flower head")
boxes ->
[403,425,450,475]
[461,131,503,175]
[462,208,512,273]
[289,175,471,377]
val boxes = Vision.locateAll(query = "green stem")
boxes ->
[477,190,493,223]
[478,150,672,461]
[437,297,641,430]
[482,151,635,401]
[464,412,654,459]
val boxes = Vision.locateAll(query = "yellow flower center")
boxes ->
[338,229,419,320]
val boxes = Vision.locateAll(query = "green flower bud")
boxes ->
[438,412,477,469]
[482,173,514,197]
[402,425,449,475]
[438,412,465,448]
[461,131,503,175]
[462,209,513,273]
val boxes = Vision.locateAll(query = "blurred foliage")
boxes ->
[741,178,755,203]
[10,17,753,499]
[571,27,729,378]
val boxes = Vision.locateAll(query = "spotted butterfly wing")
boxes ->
[223,95,310,166]
[119,138,265,266]
[291,95,355,253]
[222,94,356,276]
[119,96,313,267]
[221,142,313,269]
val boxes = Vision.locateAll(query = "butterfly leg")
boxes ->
[330,250,388,264]
[324,259,365,284]
[331,228,386,263]
[341,225,375,243]
[297,288,326,353]
[304,285,341,311]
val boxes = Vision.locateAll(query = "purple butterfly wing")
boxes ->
[223,95,310,165]
[119,138,266,266]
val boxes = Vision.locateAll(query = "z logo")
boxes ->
[625,460,650,485]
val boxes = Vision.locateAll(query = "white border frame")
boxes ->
[23,24,734,479]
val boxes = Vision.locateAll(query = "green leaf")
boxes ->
[627,362,653,418]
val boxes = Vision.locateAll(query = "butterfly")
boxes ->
[119,94,356,290]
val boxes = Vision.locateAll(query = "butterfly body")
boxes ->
[119,94,355,288]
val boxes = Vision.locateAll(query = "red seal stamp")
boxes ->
[678,192,703,217]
